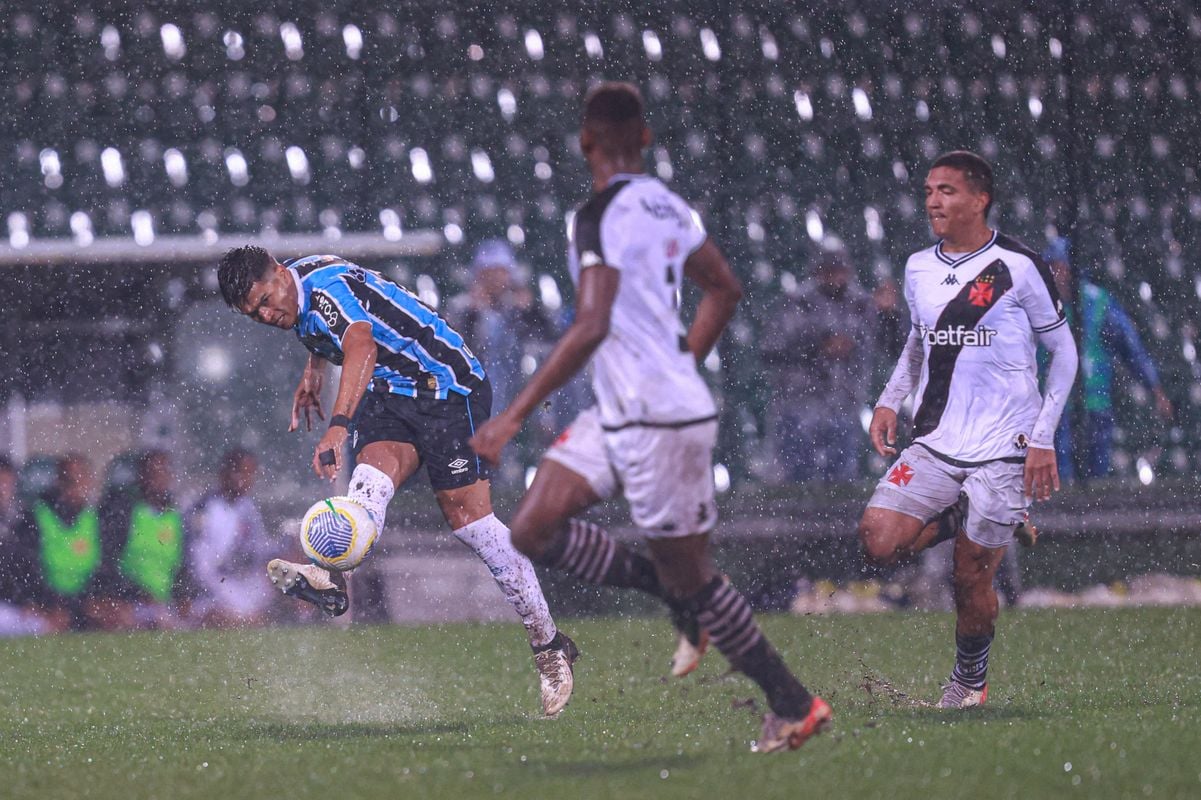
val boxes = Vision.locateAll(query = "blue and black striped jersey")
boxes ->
[286,255,486,399]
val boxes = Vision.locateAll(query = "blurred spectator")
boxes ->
[6,453,121,632]
[872,276,909,365]
[446,239,560,481]
[445,239,556,415]
[759,250,878,482]
[185,449,276,627]
[1043,238,1172,481]
[0,457,46,635]
[98,450,193,628]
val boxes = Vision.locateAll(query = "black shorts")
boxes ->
[350,380,492,491]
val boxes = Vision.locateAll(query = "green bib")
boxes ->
[34,502,101,597]
[119,503,183,603]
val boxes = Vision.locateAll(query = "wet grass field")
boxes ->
[2,607,1198,799]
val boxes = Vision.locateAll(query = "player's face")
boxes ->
[59,459,95,508]
[924,166,988,239]
[221,455,256,498]
[239,265,298,329]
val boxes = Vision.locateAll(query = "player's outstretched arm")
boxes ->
[312,321,376,480]
[470,265,620,464]
[682,239,743,363]
[290,353,329,432]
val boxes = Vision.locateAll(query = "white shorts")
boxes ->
[542,407,619,500]
[543,408,718,538]
[866,444,1028,549]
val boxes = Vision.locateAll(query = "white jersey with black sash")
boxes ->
[566,173,716,431]
[898,232,1069,464]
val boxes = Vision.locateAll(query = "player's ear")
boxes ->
[579,128,594,156]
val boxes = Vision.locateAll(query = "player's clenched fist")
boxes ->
[868,407,898,457]
[469,412,522,466]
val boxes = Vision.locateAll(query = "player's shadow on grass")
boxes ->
[541,753,705,776]
[870,705,1042,722]
[241,716,526,742]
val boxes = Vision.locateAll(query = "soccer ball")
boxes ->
[299,496,378,572]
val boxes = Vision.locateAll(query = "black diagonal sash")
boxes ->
[913,259,1014,437]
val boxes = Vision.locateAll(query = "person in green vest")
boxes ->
[97,449,194,628]
[8,452,124,632]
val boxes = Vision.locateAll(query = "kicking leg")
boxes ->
[268,441,417,617]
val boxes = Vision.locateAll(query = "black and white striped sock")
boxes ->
[687,577,813,718]
[554,519,617,583]
[951,631,993,690]
[543,519,665,597]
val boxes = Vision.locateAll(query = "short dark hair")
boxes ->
[218,246,274,309]
[931,150,994,217]
[582,82,646,156]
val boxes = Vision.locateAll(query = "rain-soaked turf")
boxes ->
[2,607,1198,799]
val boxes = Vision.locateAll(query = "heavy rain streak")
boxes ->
[0,3,1197,799]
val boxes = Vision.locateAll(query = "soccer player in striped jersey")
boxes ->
[470,82,831,752]
[217,248,578,717]
[859,151,1078,708]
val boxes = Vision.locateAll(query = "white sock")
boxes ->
[453,514,557,648]
[347,463,395,531]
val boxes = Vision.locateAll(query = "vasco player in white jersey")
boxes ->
[471,83,831,752]
[859,151,1078,708]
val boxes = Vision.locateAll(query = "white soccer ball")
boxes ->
[299,496,378,572]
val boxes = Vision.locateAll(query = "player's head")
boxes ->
[137,449,173,504]
[218,448,257,499]
[218,245,297,329]
[580,82,651,164]
[56,452,95,508]
[471,238,518,297]
[814,249,853,297]
[925,151,994,238]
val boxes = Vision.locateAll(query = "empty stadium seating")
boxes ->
[1,1,1197,475]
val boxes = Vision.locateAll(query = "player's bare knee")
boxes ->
[506,517,541,558]
[507,513,559,561]
[859,520,899,566]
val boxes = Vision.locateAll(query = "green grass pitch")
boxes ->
[2,608,1198,799]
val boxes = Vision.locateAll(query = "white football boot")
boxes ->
[266,559,349,617]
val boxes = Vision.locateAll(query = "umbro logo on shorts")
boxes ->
[449,457,470,475]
